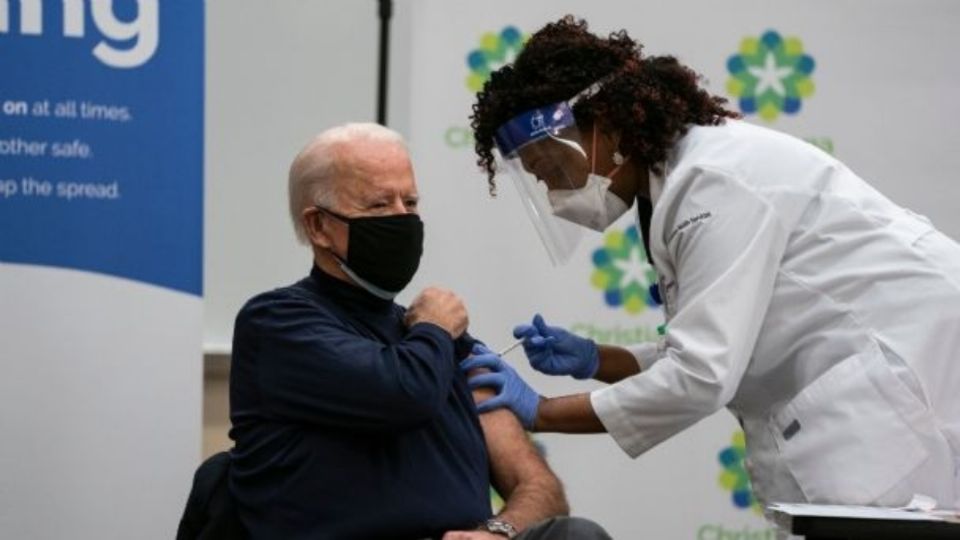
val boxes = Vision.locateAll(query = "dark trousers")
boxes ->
[516,517,612,540]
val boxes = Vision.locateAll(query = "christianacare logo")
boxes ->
[726,30,816,122]
[447,26,527,149]
[717,431,761,513]
[465,26,526,92]
[591,225,659,315]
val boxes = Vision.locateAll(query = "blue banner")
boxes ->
[0,0,203,296]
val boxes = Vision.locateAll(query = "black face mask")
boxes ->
[318,206,424,299]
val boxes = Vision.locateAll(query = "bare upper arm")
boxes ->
[470,381,559,498]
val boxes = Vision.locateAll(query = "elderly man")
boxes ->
[228,123,609,539]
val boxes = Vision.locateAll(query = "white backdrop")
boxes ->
[404,1,960,537]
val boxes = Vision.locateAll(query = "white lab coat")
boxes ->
[590,120,960,509]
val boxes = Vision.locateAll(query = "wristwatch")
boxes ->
[481,518,518,538]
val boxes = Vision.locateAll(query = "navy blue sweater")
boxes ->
[228,267,492,539]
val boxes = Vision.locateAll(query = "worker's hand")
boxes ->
[513,314,599,379]
[461,344,541,429]
[405,287,468,338]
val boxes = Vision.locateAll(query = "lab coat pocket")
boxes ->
[771,352,929,504]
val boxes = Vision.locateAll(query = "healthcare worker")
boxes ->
[464,16,960,511]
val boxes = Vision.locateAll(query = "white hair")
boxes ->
[288,122,406,244]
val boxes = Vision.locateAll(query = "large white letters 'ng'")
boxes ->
[0,0,159,69]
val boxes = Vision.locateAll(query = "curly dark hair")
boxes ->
[471,16,739,195]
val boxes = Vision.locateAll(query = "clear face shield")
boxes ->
[494,83,631,265]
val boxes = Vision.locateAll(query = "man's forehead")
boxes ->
[352,176,417,197]
[340,137,406,164]
[334,143,416,199]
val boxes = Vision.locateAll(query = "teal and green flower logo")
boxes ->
[591,225,659,315]
[465,26,526,92]
[718,431,761,513]
[726,30,816,122]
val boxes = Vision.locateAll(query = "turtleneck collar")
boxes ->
[307,264,395,312]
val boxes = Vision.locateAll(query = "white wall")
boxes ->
[204,0,413,350]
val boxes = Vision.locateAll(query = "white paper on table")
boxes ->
[768,502,956,523]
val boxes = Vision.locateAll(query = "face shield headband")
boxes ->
[491,79,630,264]
[493,80,605,161]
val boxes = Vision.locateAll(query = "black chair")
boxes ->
[176,451,248,540]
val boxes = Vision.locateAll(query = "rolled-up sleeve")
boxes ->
[238,294,457,433]
[592,167,790,457]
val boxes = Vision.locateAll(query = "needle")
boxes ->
[498,339,524,356]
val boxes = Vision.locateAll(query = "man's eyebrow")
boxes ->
[360,188,393,202]
[363,186,419,201]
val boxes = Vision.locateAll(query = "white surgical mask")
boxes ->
[547,124,630,231]
[547,174,630,231]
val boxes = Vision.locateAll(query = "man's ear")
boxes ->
[302,208,333,249]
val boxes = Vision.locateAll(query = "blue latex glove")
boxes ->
[512,314,599,380]
[461,343,540,429]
